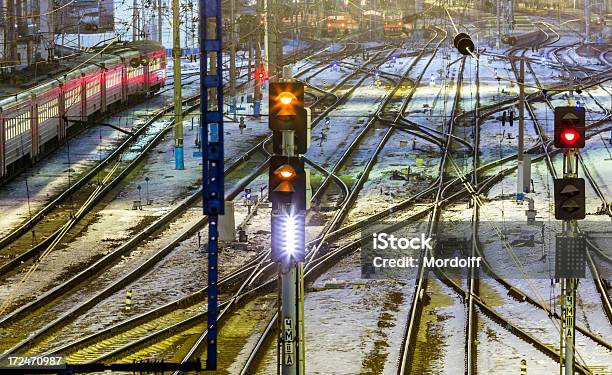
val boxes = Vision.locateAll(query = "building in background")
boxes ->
[0,0,114,74]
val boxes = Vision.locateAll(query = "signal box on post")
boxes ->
[554,178,586,220]
[554,106,585,149]
[269,82,310,154]
[269,155,307,211]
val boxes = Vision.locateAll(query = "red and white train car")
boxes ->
[0,40,167,180]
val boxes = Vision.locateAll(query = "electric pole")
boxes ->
[517,58,530,194]
[133,0,140,40]
[584,0,590,43]
[254,0,263,117]
[496,0,501,48]
[173,0,184,169]
[6,0,17,71]
[158,0,163,43]
[265,0,283,79]
[229,0,237,120]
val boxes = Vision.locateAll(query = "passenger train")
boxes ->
[383,9,403,36]
[0,40,167,181]
[322,12,358,37]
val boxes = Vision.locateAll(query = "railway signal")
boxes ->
[254,68,268,82]
[269,156,307,211]
[553,104,587,375]
[554,106,585,149]
[453,32,475,56]
[554,178,586,220]
[555,235,586,278]
[269,82,310,154]
[271,207,306,263]
[269,72,310,375]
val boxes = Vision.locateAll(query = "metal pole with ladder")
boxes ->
[200,0,224,369]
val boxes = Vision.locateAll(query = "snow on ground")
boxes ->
[478,312,558,374]
[0,84,187,238]
[0,92,271,313]
[477,157,611,368]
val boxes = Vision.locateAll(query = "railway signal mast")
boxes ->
[553,106,587,375]
[269,77,310,375]
[201,0,224,369]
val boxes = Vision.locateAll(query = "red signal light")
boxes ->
[554,107,585,149]
[561,129,579,144]
[254,69,268,82]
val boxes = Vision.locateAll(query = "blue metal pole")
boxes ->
[201,0,224,369]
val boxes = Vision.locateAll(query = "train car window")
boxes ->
[65,86,81,109]
[150,58,161,72]
[127,66,144,80]
[38,98,59,124]
[106,70,121,89]
[5,111,30,141]
[86,79,101,98]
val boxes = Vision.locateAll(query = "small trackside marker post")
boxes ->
[124,289,132,312]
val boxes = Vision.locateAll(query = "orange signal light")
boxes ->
[278,92,295,105]
[275,164,297,180]
[276,91,298,115]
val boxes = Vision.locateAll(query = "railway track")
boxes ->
[0,39,363,264]
[519,44,612,329]
[394,23,612,374]
[230,27,449,375]
[397,36,466,375]
[1,13,608,374]
[0,36,423,362]
[0,96,203,281]
[0,39,384,307]
[504,34,612,370]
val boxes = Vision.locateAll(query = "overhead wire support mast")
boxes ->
[173,0,184,169]
[229,0,237,121]
[201,0,224,369]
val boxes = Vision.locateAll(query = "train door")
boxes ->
[0,110,4,178]
[58,82,66,141]
[31,94,39,160]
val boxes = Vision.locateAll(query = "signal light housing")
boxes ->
[269,155,307,211]
[554,178,586,220]
[554,106,585,148]
[269,82,310,154]
[453,33,475,56]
